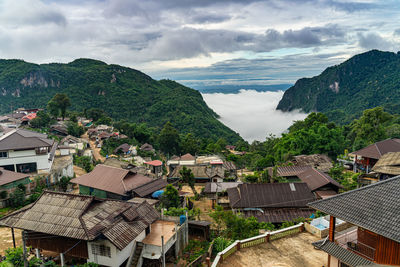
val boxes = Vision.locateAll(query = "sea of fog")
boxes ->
[202,90,307,142]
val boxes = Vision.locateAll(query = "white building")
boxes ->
[0,129,56,174]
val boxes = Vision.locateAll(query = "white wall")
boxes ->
[87,230,146,267]
[179,160,195,166]
[0,149,52,172]
[142,233,177,260]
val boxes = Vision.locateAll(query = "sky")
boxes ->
[0,0,399,88]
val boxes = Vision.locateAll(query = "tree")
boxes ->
[59,176,71,192]
[30,110,51,128]
[179,166,196,195]
[67,122,85,137]
[158,122,180,155]
[160,184,180,209]
[9,188,25,208]
[48,93,71,120]
[180,133,199,155]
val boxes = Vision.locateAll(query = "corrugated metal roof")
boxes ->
[274,165,313,177]
[352,139,400,159]
[227,183,316,209]
[204,182,242,193]
[309,176,400,243]
[0,191,160,250]
[313,240,373,266]
[0,129,54,150]
[243,208,314,223]
[297,168,343,191]
[133,178,168,197]
[70,164,152,196]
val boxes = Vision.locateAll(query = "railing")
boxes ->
[211,223,304,267]
[335,229,376,261]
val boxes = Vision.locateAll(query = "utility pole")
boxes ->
[161,236,165,267]
[11,228,16,248]
[22,231,28,267]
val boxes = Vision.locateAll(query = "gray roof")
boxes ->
[313,240,373,266]
[204,182,242,193]
[309,176,400,243]
[0,129,54,151]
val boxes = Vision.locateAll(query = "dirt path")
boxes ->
[220,232,327,267]
[0,227,22,255]
[73,165,86,177]
[81,132,105,163]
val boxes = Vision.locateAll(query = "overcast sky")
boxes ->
[0,0,399,88]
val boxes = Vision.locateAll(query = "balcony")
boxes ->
[335,228,376,261]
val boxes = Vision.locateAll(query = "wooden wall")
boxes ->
[26,231,88,259]
[375,234,400,265]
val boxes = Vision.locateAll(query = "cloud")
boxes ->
[202,90,307,141]
[358,32,394,50]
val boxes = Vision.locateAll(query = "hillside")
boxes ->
[276,50,400,124]
[0,59,242,142]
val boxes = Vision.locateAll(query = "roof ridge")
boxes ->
[310,175,400,206]
[375,143,382,157]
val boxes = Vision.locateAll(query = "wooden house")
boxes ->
[310,176,400,266]
[351,138,400,173]
[297,168,343,199]
[227,183,316,223]
[0,190,184,267]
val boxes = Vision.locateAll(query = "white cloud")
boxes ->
[202,90,307,142]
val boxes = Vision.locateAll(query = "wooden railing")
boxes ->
[211,223,304,267]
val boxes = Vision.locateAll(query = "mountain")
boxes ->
[0,58,242,142]
[276,50,400,124]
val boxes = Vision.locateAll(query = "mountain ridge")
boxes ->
[0,58,242,142]
[276,49,400,123]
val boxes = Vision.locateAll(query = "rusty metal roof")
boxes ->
[70,164,153,196]
[0,191,159,250]
[0,168,30,186]
[372,151,400,175]
[293,154,333,172]
[273,165,313,177]
[243,208,314,223]
[132,178,168,197]
[227,183,316,209]
[297,168,343,191]
[352,138,400,160]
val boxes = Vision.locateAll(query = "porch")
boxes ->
[335,227,376,261]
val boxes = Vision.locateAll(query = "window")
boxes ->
[91,244,111,258]
[0,151,8,158]
[35,147,48,155]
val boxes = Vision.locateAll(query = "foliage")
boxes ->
[9,188,25,208]
[183,240,209,263]
[277,50,400,124]
[48,93,71,120]
[179,166,196,195]
[329,164,359,191]
[280,221,295,229]
[158,122,180,155]
[100,137,131,156]
[3,247,42,267]
[160,184,180,209]
[259,222,275,231]
[0,59,243,143]
[213,237,233,254]
[73,155,94,173]
[0,190,8,199]
[30,110,52,129]
[58,176,71,192]
[67,121,85,137]
[164,207,200,220]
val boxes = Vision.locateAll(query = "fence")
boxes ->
[187,240,214,267]
[211,223,304,267]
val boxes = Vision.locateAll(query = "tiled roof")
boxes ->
[309,176,400,243]
[227,183,316,209]
[297,168,343,191]
[0,168,30,186]
[0,129,54,151]
[0,191,159,250]
[312,240,373,266]
[352,138,400,159]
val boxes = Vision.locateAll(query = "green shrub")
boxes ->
[0,190,8,199]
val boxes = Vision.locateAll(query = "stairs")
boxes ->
[130,242,143,267]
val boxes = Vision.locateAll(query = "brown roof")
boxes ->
[133,179,168,197]
[293,154,333,172]
[70,164,152,196]
[297,168,343,191]
[113,143,131,153]
[227,183,316,209]
[140,143,154,151]
[0,129,54,151]
[0,191,159,250]
[271,165,312,177]
[352,138,400,160]
[169,165,224,179]
[372,151,400,175]
[204,182,242,194]
[315,190,338,199]
[242,208,314,223]
[0,168,30,186]
[180,153,195,161]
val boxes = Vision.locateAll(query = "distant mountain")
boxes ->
[276,50,400,124]
[196,84,292,94]
[0,58,242,142]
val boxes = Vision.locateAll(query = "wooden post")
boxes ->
[161,236,165,267]
[366,157,370,173]
[11,228,16,248]
[300,224,305,232]
[328,216,336,242]
[60,253,65,267]
[22,231,28,267]
[236,241,241,251]
[206,257,211,267]
[265,234,270,243]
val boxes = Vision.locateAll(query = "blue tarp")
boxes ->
[180,215,186,225]
[152,190,164,198]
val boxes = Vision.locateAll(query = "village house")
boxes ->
[351,138,400,173]
[0,129,56,174]
[204,181,242,208]
[113,143,135,156]
[71,164,167,199]
[50,122,69,136]
[140,143,155,153]
[227,183,316,223]
[370,151,400,181]
[144,160,163,178]
[0,167,31,197]
[296,168,343,199]
[60,135,89,155]
[0,190,186,267]
[268,165,313,181]
[169,164,225,183]
[310,176,400,266]
[291,154,333,172]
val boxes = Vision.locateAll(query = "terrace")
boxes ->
[335,228,376,261]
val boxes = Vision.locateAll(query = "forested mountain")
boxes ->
[276,50,400,124]
[0,58,242,142]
